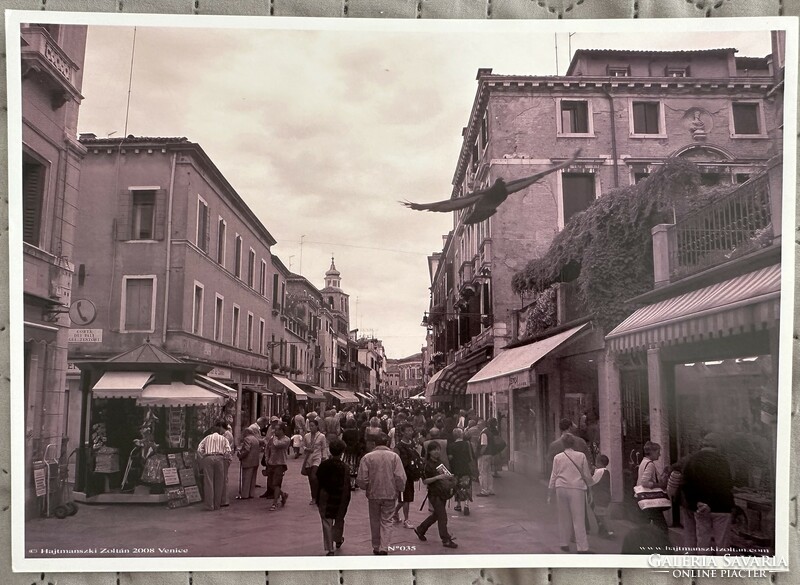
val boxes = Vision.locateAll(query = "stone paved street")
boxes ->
[26,455,636,559]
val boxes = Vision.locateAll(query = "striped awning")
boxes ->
[354,392,370,402]
[426,350,488,400]
[92,371,154,399]
[467,324,589,395]
[606,264,781,352]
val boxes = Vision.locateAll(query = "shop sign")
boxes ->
[207,366,232,379]
[505,371,530,391]
[68,328,103,343]
[495,391,509,405]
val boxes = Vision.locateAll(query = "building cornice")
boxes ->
[452,74,777,190]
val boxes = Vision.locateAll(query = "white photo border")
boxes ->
[6,9,797,573]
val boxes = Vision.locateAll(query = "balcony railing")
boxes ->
[670,174,773,280]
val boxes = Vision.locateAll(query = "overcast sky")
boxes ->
[74,20,772,358]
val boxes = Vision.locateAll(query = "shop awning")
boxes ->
[606,264,781,352]
[409,391,427,401]
[92,371,155,399]
[195,374,237,400]
[467,323,589,395]
[242,384,276,395]
[272,376,308,400]
[296,383,328,401]
[136,381,225,407]
[424,369,444,399]
[427,350,490,400]
[330,389,359,403]
[354,392,370,402]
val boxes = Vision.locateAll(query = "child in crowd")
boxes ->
[291,428,304,458]
[591,454,614,538]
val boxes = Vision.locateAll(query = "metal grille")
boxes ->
[671,174,772,279]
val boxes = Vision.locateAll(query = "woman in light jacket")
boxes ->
[636,440,669,532]
[548,433,593,553]
[302,419,328,505]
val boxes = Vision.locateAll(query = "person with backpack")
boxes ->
[392,422,422,528]
[413,441,458,549]
[448,427,474,516]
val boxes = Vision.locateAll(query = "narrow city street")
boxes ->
[26,455,632,559]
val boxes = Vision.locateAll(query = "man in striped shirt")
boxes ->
[197,424,232,511]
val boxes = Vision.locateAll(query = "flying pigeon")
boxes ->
[402,149,582,225]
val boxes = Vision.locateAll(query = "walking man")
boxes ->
[682,433,734,553]
[197,423,232,511]
[357,432,407,555]
[264,423,291,511]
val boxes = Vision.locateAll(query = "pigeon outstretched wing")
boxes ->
[401,149,581,217]
[503,149,582,193]
[401,185,492,213]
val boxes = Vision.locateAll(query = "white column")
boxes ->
[598,350,624,503]
[647,347,670,466]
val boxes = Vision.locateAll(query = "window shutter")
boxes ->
[575,103,588,133]
[117,189,132,241]
[645,104,660,134]
[154,189,167,240]
[22,162,43,246]
[632,103,646,134]
[204,207,211,253]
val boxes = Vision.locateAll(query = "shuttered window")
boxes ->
[196,197,210,252]
[732,103,761,135]
[560,101,589,134]
[247,249,256,288]
[562,173,596,225]
[216,218,226,265]
[124,277,155,331]
[632,102,661,135]
[118,188,165,241]
[22,159,45,246]
[234,236,243,278]
[131,190,156,239]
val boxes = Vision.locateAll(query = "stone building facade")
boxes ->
[427,44,784,496]
[20,23,88,516]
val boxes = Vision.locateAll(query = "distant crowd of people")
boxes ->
[196,402,507,555]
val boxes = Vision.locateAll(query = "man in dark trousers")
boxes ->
[681,433,734,554]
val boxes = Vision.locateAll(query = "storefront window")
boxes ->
[674,355,777,550]
[674,355,776,489]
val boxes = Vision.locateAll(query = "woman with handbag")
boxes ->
[548,433,593,553]
[635,441,670,533]
[302,419,328,506]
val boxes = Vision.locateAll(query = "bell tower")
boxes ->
[322,256,349,325]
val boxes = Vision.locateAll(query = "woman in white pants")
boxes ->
[548,433,593,553]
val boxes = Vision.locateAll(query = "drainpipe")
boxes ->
[602,85,620,189]
[161,152,177,344]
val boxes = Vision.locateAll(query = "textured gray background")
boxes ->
[0,0,797,583]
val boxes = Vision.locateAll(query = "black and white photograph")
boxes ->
[7,11,796,573]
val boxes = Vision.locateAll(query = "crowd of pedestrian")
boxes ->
[193,401,507,555]
[194,402,743,557]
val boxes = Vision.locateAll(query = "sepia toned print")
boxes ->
[7,11,796,573]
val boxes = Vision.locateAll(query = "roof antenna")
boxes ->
[123,27,137,138]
